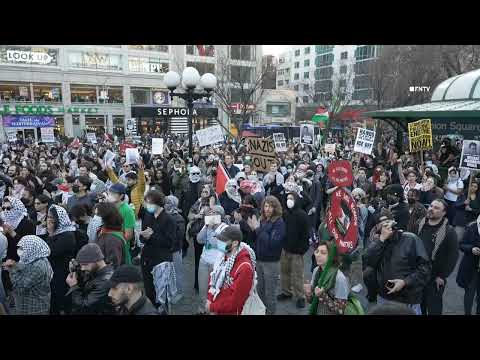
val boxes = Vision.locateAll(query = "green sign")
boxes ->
[0,104,99,115]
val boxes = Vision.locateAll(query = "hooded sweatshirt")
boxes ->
[283,193,310,255]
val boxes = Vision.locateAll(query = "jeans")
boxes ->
[172,251,183,300]
[280,251,304,300]
[257,261,280,315]
[377,296,422,315]
[421,278,445,315]
[198,258,214,312]
[464,271,480,315]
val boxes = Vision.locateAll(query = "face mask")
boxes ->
[146,204,157,214]
[287,168,293,174]
[205,214,221,225]
[189,173,201,183]
[217,240,227,254]
[17,249,24,258]
[287,199,295,209]
[72,185,80,193]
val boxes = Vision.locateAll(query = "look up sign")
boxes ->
[245,137,277,172]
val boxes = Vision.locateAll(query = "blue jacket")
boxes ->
[254,218,286,262]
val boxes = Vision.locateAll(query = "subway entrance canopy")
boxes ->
[365,68,480,139]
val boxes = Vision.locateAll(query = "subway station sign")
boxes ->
[0,104,99,115]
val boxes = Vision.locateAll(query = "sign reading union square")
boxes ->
[431,119,480,138]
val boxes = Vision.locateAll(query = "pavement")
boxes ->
[171,243,466,315]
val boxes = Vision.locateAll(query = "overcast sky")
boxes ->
[262,45,290,57]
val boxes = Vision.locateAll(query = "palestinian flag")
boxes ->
[312,107,330,124]
[215,162,230,196]
[69,137,81,148]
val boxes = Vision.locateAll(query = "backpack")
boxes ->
[235,262,266,315]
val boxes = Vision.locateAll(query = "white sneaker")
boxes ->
[351,284,363,293]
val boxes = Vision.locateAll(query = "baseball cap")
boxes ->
[107,265,143,288]
[109,183,127,195]
[216,225,243,243]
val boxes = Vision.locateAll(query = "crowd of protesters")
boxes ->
[0,130,477,316]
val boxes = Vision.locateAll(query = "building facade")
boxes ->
[257,89,296,125]
[0,45,262,142]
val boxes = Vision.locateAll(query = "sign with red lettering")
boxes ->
[327,160,353,187]
[119,142,136,156]
[327,187,358,254]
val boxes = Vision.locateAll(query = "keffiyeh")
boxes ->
[17,235,51,264]
[1,196,28,230]
[225,179,241,204]
[49,205,76,236]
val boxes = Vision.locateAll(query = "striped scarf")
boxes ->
[417,217,448,261]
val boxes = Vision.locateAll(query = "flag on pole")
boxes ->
[312,107,330,124]
[216,162,230,196]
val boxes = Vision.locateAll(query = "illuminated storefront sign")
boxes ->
[0,104,99,115]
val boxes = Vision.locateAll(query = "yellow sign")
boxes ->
[408,118,433,152]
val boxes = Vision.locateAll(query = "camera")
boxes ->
[69,259,87,287]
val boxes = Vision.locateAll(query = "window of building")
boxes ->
[315,53,334,67]
[128,45,168,52]
[285,68,290,75]
[314,66,333,80]
[294,84,299,91]
[128,56,169,74]
[294,62,300,68]
[0,82,31,102]
[315,45,334,54]
[304,72,309,79]
[72,115,80,126]
[285,80,289,85]
[267,103,290,117]
[295,50,301,56]
[278,80,284,87]
[230,88,246,103]
[353,89,372,100]
[85,116,106,133]
[353,75,371,89]
[354,59,373,75]
[303,96,309,103]
[339,79,347,88]
[113,116,125,137]
[230,65,252,83]
[33,83,62,102]
[279,57,285,64]
[304,47,310,54]
[186,45,215,57]
[131,87,150,105]
[355,45,376,61]
[99,86,123,104]
[277,69,284,75]
[71,85,97,103]
[341,51,348,59]
[294,73,299,80]
[231,45,252,61]
[303,83,309,91]
[340,65,347,74]
[315,80,333,93]
[304,59,310,67]
[68,51,123,71]
[186,61,215,75]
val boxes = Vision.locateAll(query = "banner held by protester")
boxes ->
[408,118,433,152]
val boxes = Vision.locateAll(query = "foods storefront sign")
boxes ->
[3,115,55,128]
[0,104,98,115]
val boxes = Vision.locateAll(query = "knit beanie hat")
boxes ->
[76,243,105,264]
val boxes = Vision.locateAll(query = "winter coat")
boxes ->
[207,248,254,315]
[457,222,480,289]
[121,295,159,315]
[180,181,204,220]
[96,231,126,269]
[5,216,35,261]
[170,212,186,252]
[172,171,190,200]
[254,217,286,262]
[283,196,310,255]
[225,164,240,179]
[219,192,240,217]
[407,202,427,233]
[389,202,410,231]
[364,231,431,305]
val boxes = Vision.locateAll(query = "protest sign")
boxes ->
[273,133,287,152]
[325,143,336,154]
[195,125,224,147]
[327,187,358,254]
[40,127,55,143]
[300,124,315,145]
[104,150,116,167]
[125,148,140,165]
[327,160,353,187]
[151,138,164,155]
[86,133,97,144]
[245,137,277,172]
[353,128,375,155]
[408,118,433,152]
[119,142,136,156]
[6,129,17,142]
[460,140,480,170]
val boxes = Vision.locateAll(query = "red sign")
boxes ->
[327,160,353,187]
[327,187,358,254]
[229,103,256,114]
[119,142,136,156]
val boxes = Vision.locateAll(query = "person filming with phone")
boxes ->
[364,214,431,315]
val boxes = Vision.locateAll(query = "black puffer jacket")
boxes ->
[364,231,431,305]
[283,193,310,255]
[122,296,159,315]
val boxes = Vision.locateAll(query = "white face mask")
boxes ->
[17,249,24,258]
[205,215,221,226]
[287,199,295,209]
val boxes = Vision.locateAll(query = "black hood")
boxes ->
[285,192,302,211]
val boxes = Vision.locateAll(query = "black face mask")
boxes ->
[72,185,80,193]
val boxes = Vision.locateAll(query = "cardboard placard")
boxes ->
[195,125,224,147]
[353,128,375,155]
[273,133,287,152]
[40,127,55,143]
[151,138,164,155]
[408,118,433,152]
[245,137,277,173]
[460,140,480,170]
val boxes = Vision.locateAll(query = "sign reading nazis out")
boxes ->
[408,118,433,153]
[245,137,277,173]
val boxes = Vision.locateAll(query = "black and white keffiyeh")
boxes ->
[0,196,28,230]
[17,235,51,264]
[49,205,76,236]
[208,242,256,301]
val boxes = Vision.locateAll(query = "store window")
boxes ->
[266,103,290,117]
[33,83,62,102]
[230,45,252,61]
[113,116,125,137]
[0,82,31,102]
[85,116,106,133]
[186,61,215,75]
[230,66,251,83]
[68,51,123,71]
[186,45,215,57]
[71,84,97,103]
[0,46,59,67]
[99,86,123,104]
[128,56,169,74]
[131,87,150,104]
[128,45,168,52]
[53,117,65,137]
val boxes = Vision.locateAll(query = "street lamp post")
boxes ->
[164,67,217,159]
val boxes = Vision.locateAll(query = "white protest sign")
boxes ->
[6,129,17,142]
[353,128,375,155]
[460,140,480,170]
[195,125,224,147]
[300,124,315,145]
[325,144,336,154]
[104,149,116,167]
[125,148,140,165]
[87,133,97,144]
[273,133,288,152]
[40,127,55,143]
[152,138,164,155]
